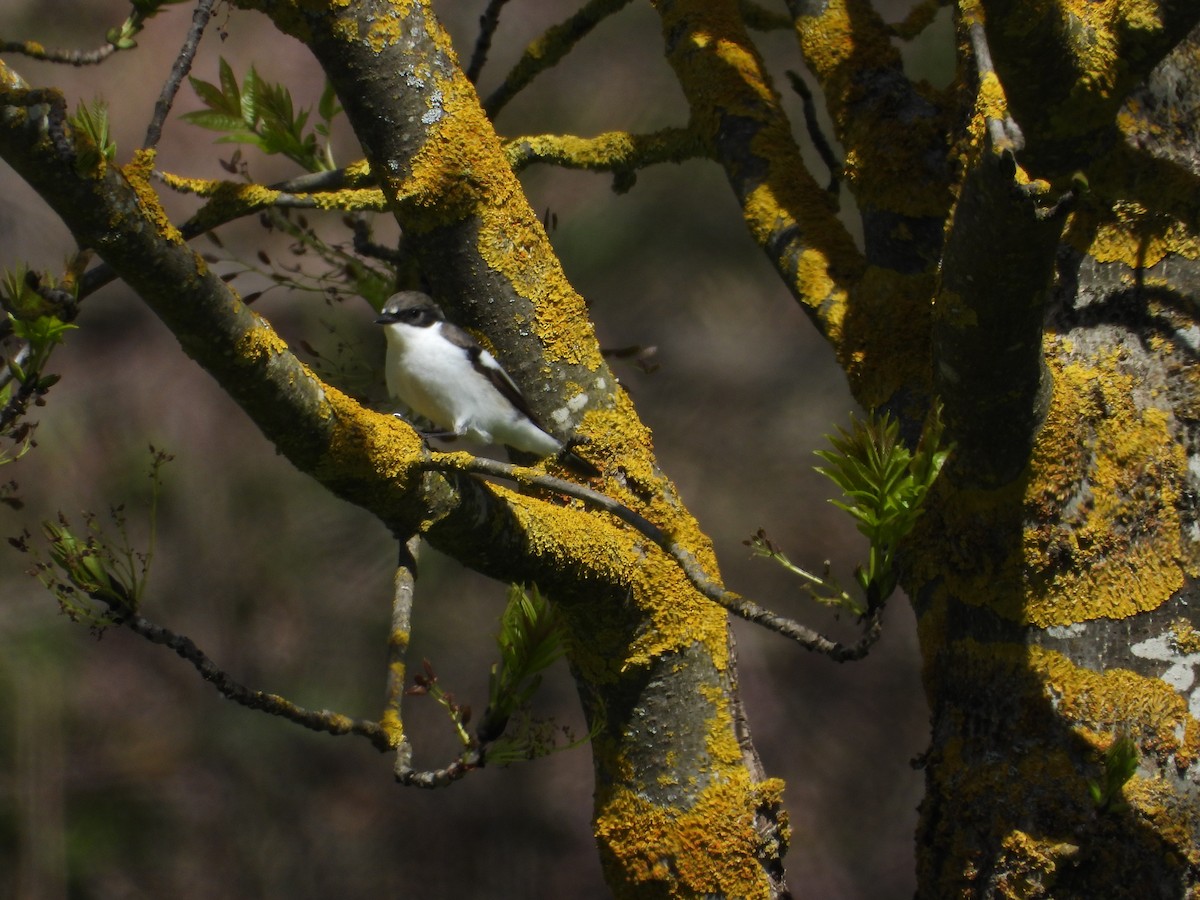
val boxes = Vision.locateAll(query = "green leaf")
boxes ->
[486,584,566,725]
[179,110,252,133]
[240,66,259,125]
[318,79,341,122]
[808,404,951,611]
[218,57,241,116]
[186,77,233,116]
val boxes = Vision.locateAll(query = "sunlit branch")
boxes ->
[76,173,389,300]
[416,453,884,661]
[504,126,702,187]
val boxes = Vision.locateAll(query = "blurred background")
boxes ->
[0,1,953,896]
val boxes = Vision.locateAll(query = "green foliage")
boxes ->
[0,267,76,465]
[69,100,117,174]
[183,58,342,172]
[748,404,950,615]
[1088,732,1139,813]
[481,584,592,765]
[105,0,189,50]
[7,315,74,387]
[483,708,592,767]
[486,584,566,728]
[815,404,949,609]
[12,447,173,629]
[745,528,862,615]
[405,585,586,766]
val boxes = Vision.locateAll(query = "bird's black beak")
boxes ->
[375,312,398,325]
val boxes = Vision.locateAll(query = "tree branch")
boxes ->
[143,0,217,149]
[464,0,511,84]
[504,126,703,189]
[483,0,633,118]
[654,0,864,349]
[0,39,119,66]
[417,452,885,660]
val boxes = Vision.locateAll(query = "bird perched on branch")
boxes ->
[375,291,598,477]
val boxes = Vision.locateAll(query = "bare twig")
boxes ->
[106,601,395,751]
[739,0,791,30]
[384,537,419,771]
[348,214,406,265]
[0,40,119,66]
[786,71,841,194]
[887,0,946,40]
[465,0,512,84]
[483,0,633,118]
[416,453,883,661]
[395,751,481,788]
[143,0,217,149]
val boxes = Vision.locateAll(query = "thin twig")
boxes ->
[465,0,512,84]
[106,602,395,751]
[483,0,633,118]
[416,453,883,661]
[143,0,217,149]
[349,214,406,265]
[887,0,946,40]
[385,537,419,772]
[77,175,387,301]
[0,40,119,66]
[395,752,480,788]
[786,71,841,194]
[738,0,792,30]
[414,455,667,545]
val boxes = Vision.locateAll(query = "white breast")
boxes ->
[382,323,562,457]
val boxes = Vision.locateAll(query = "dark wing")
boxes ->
[441,323,548,428]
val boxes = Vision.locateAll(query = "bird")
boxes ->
[375,291,598,477]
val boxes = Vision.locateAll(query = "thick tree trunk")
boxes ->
[908,16,1200,898]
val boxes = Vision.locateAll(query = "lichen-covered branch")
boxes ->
[4,3,794,893]
[504,126,702,185]
[981,0,1200,174]
[929,3,1063,487]
[653,0,863,355]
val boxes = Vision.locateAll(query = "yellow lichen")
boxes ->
[1031,645,1200,771]
[595,771,787,898]
[838,266,934,408]
[1081,200,1200,269]
[235,313,291,362]
[911,344,1194,628]
[121,149,185,245]
[996,830,1081,895]
[1170,618,1200,655]
[1022,351,1194,625]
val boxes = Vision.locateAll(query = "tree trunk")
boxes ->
[908,14,1200,898]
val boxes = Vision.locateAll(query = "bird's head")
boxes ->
[375,291,446,329]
